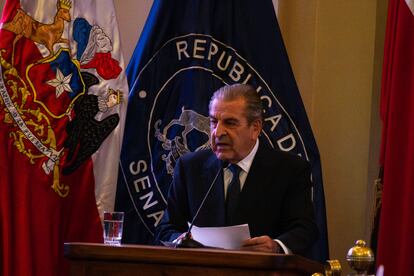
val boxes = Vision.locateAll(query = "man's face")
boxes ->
[209,97,262,163]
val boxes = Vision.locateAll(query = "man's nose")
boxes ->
[214,122,226,137]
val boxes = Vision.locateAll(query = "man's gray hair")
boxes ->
[209,84,263,124]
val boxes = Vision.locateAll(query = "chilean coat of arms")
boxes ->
[0,0,123,197]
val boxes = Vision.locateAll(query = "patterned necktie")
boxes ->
[225,164,242,226]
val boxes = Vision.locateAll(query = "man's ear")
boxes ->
[251,119,262,138]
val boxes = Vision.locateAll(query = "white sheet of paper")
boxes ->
[190,223,251,249]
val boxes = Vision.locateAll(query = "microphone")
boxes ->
[175,160,228,248]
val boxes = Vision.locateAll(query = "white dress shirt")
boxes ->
[223,139,258,198]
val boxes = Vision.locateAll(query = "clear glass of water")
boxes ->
[103,211,124,245]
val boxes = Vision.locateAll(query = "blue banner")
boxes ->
[116,0,328,262]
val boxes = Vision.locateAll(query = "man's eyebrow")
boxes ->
[223,117,239,123]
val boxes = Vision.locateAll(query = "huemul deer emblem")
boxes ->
[2,0,72,64]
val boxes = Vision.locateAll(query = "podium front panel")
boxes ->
[64,243,324,276]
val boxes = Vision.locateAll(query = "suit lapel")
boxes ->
[237,143,271,224]
[200,154,226,226]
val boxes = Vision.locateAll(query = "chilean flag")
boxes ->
[0,0,128,275]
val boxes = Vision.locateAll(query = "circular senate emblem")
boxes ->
[119,34,309,237]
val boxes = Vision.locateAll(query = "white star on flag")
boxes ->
[46,68,73,98]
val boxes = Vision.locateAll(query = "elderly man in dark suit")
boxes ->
[156,84,318,255]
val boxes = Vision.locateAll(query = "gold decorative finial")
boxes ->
[346,240,375,274]
[325,259,342,276]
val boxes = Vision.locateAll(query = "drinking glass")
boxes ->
[103,211,124,245]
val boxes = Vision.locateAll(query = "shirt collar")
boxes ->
[236,139,259,173]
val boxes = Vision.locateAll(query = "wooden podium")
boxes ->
[64,243,325,275]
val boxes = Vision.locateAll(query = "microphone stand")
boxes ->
[175,161,228,248]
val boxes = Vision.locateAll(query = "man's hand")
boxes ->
[241,235,282,253]
[172,232,191,244]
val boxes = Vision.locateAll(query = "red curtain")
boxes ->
[377,0,414,275]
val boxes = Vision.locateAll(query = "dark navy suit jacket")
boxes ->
[155,142,318,254]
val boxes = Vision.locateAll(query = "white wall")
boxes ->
[113,1,152,63]
[278,1,386,273]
